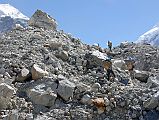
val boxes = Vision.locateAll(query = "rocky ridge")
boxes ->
[0,10,159,120]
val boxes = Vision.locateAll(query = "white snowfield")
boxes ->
[137,24,159,46]
[0,4,29,20]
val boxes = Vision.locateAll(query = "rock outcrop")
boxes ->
[28,10,57,31]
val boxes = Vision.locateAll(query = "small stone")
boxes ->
[80,94,91,104]
[110,98,115,103]
[91,83,101,92]
[104,97,110,106]
[105,106,111,112]
[16,68,30,82]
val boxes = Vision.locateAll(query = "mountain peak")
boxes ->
[0,4,29,20]
[136,23,159,46]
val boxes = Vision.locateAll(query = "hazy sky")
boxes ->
[1,0,159,47]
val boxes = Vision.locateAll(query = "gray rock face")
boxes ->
[55,50,69,61]
[143,91,159,109]
[80,94,91,104]
[0,83,16,110]
[0,83,16,98]
[147,76,159,88]
[85,50,107,68]
[28,10,57,30]
[26,79,58,107]
[27,87,57,107]
[48,38,62,50]
[134,70,149,82]
[57,80,75,101]
[112,59,127,70]
[2,110,19,120]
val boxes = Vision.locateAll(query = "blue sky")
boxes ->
[1,0,159,47]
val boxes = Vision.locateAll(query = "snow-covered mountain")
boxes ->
[0,4,29,33]
[136,23,159,46]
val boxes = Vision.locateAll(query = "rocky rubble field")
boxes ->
[0,10,159,120]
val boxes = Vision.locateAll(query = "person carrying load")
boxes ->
[103,57,115,81]
[124,57,135,79]
[107,41,112,52]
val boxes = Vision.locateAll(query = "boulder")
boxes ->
[85,51,107,68]
[16,68,30,82]
[143,91,159,109]
[55,51,69,61]
[91,83,101,92]
[0,83,16,98]
[49,39,62,50]
[57,80,75,101]
[2,110,19,120]
[147,76,159,88]
[28,10,57,30]
[112,59,127,70]
[14,23,24,30]
[0,83,16,110]
[120,41,130,48]
[31,64,48,80]
[27,83,57,107]
[27,88,57,107]
[134,70,149,82]
[0,96,11,110]
[104,97,110,106]
[80,94,91,104]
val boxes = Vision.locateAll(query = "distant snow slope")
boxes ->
[0,4,29,33]
[136,23,159,46]
[0,4,29,20]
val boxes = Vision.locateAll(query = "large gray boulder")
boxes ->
[28,10,57,30]
[112,59,127,70]
[134,70,149,82]
[0,83,16,110]
[147,76,159,88]
[27,88,57,107]
[57,80,75,101]
[2,110,19,120]
[27,83,57,107]
[55,50,69,61]
[0,83,16,98]
[48,38,62,50]
[143,91,159,109]
[0,96,11,110]
[85,50,107,68]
